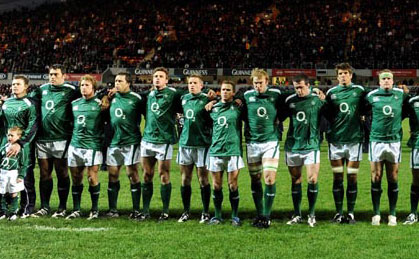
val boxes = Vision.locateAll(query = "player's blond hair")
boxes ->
[80,74,98,90]
[8,126,23,136]
[188,74,203,84]
[251,68,269,82]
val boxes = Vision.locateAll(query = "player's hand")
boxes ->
[313,88,325,100]
[6,143,21,157]
[16,178,23,183]
[107,87,117,97]
[398,84,409,94]
[207,89,216,100]
[101,96,110,111]
[205,100,217,111]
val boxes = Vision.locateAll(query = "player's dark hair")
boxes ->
[49,64,66,74]
[292,74,309,84]
[221,80,236,91]
[116,72,132,85]
[12,75,29,86]
[335,63,353,75]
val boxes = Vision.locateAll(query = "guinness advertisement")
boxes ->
[174,68,217,76]
[223,69,253,76]
[127,68,154,75]
[13,73,49,80]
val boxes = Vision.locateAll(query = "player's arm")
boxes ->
[17,149,26,180]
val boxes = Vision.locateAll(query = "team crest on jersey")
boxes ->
[199,100,204,105]
[331,94,336,100]
[414,102,419,108]
[164,94,168,98]
[394,96,398,100]
[42,90,48,95]
[289,103,295,109]
[18,107,21,111]
[62,93,65,96]
[2,105,6,110]
[311,101,315,105]
[353,92,357,97]
[249,97,256,102]
[182,100,187,105]
[270,98,274,102]
[129,101,133,104]
[73,106,79,111]
[213,108,218,112]
[150,91,155,97]
[112,99,116,103]
[91,107,96,110]
[373,97,380,102]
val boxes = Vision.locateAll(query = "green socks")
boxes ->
[307,183,319,216]
[131,182,141,212]
[291,183,302,216]
[40,179,53,209]
[332,179,344,215]
[107,181,120,211]
[160,183,172,214]
[371,181,382,215]
[57,177,70,210]
[141,182,153,215]
[213,188,223,219]
[89,184,100,212]
[200,184,211,214]
[410,185,419,214]
[71,184,83,211]
[346,182,358,214]
[263,184,276,217]
[181,185,192,213]
[229,188,240,218]
[388,181,398,216]
[251,181,263,216]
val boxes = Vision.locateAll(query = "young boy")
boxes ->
[0,127,25,221]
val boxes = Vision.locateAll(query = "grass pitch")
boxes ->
[1,121,418,259]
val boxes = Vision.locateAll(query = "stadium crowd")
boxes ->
[0,0,417,74]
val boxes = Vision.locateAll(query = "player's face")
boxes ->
[252,76,268,93]
[337,70,352,86]
[293,80,310,97]
[11,79,28,97]
[115,75,130,93]
[49,68,65,86]
[380,76,394,91]
[7,131,20,144]
[80,80,95,98]
[188,77,203,94]
[220,83,234,102]
[153,71,168,90]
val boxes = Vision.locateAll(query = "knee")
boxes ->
[160,172,170,184]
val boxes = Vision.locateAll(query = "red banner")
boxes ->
[65,73,102,82]
[272,69,316,77]
[372,69,416,77]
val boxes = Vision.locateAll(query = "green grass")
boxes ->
[1,120,418,259]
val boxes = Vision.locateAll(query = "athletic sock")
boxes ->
[410,185,419,214]
[89,183,100,212]
[332,179,344,215]
[251,181,263,216]
[141,182,153,214]
[160,183,172,214]
[107,181,120,211]
[10,196,18,214]
[346,182,358,214]
[180,185,192,213]
[213,188,223,219]
[229,188,240,218]
[0,195,5,214]
[388,181,399,216]
[130,182,141,212]
[291,183,302,216]
[307,183,319,216]
[371,181,382,215]
[40,179,53,210]
[57,177,70,210]
[71,184,83,211]
[200,184,211,214]
[263,184,276,217]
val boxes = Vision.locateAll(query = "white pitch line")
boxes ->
[30,225,112,232]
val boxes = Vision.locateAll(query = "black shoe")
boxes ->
[158,213,169,222]
[136,212,151,221]
[252,215,263,227]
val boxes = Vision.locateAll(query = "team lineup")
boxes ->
[1,63,418,228]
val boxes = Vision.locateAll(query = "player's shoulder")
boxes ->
[409,95,419,103]
[244,89,255,96]
[39,83,50,89]
[267,88,281,95]
[367,89,379,97]
[393,87,403,94]
[71,97,83,104]
[22,97,33,107]
[285,93,297,103]
[351,84,365,91]
[167,87,177,93]
[129,91,143,101]
[62,83,76,90]
[326,85,339,96]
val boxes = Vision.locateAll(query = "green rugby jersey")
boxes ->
[283,93,325,153]
[30,83,79,142]
[71,97,105,150]
[405,95,419,148]
[179,92,212,148]
[209,101,242,156]
[242,88,282,143]
[366,87,407,143]
[325,84,365,144]
[0,143,24,178]
[109,91,144,147]
[1,96,38,147]
[143,87,183,144]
